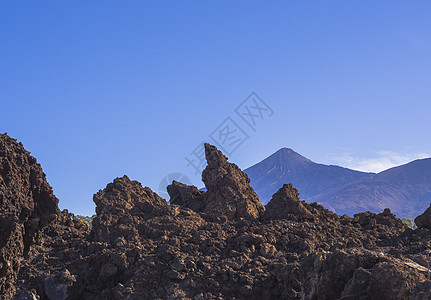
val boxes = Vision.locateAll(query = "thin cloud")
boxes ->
[332,151,431,173]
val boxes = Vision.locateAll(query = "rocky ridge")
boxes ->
[0,135,430,299]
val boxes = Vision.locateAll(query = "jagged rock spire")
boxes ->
[201,143,265,220]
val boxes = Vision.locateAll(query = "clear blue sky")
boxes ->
[1,1,431,216]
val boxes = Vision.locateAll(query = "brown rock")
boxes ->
[93,175,167,217]
[301,249,374,300]
[411,281,431,300]
[91,175,167,243]
[167,180,205,212]
[9,138,431,300]
[415,204,431,229]
[44,269,76,300]
[369,261,427,300]
[0,133,58,299]
[375,208,405,228]
[201,143,265,220]
[264,184,313,221]
[355,208,405,229]
[340,267,371,298]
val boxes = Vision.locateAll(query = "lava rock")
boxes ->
[44,269,76,300]
[91,175,167,243]
[0,133,58,299]
[15,291,39,300]
[415,204,431,229]
[264,184,313,221]
[93,175,167,217]
[10,138,431,300]
[201,143,265,220]
[167,180,205,212]
[355,208,405,229]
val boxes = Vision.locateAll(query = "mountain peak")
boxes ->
[271,147,313,165]
[244,147,315,183]
[244,147,372,206]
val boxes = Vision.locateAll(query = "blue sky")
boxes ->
[1,1,431,216]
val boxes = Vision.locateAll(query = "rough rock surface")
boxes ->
[415,204,431,229]
[7,142,431,299]
[15,209,89,299]
[201,143,265,220]
[43,269,76,300]
[354,208,405,230]
[0,133,58,299]
[264,184,313,221]
[91,175,168,243]
[167,181,205,212]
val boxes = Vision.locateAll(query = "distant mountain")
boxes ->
[244,148,374,206]
[245,148,431,218]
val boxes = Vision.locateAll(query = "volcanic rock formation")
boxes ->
[201,143,265,220]
[0,133,59,299]
[4,141,431,299]
[167,180,205,212]
[167,143,266,221]
[263,184,313,221]
[91,175,168,243]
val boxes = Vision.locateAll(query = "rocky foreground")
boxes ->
[1,134,431,299]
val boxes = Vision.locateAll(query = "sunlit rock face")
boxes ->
[202,143,265,220]
[264,183,313,221]
[91,175,168,243]
[0,133,59,299]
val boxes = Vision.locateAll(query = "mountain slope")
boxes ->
[245,148,431,217]
[307,179,409,216]
[245,148,373,204]
[375,158,431,216]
